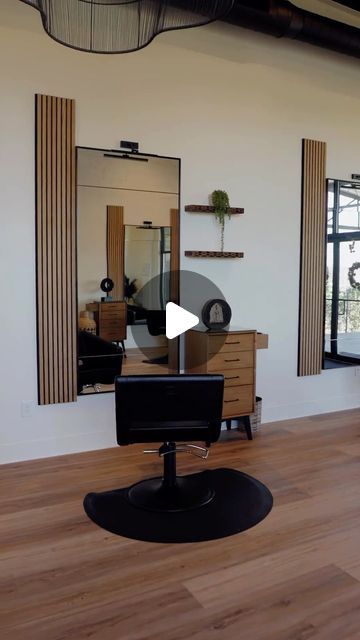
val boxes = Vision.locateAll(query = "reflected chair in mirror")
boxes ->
[119,307,137,358]
[78,331,123,394]
[143,310,167,365]
[83,374,273,543]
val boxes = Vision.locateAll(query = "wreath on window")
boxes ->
[348,262,360,290]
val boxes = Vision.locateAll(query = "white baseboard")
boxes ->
[0,430,117,465]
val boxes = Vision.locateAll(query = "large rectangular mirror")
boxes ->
[77,147,180,395]
[324,178,360,368]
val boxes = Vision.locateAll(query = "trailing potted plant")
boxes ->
[211,190,231,252]
[124,275,138,301]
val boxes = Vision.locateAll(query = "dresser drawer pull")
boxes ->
[226,341,240,344]
[224,358,240,362]
[224,398,239,403]
[225,375,240,380]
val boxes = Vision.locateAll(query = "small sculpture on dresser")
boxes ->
[202,299,232,330]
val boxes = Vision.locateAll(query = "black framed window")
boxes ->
[160,227,171,309]
[325,179,360,363]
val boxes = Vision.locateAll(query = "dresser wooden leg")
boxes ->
[226,420,232,430]
[244,415,253,440]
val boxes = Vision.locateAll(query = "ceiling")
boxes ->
[1,0,359,60]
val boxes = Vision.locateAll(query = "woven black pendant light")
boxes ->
[20,0,235,54]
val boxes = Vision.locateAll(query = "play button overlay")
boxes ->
[129,269,229,367]
[166,302,199,339]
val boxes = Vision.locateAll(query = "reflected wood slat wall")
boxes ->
[170,208,180,302]
[168,208,180,374]
[106,206,124,301]
[298,139,327,376]
[35,94,76,404]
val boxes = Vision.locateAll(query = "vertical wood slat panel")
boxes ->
[298,139,327,376]
[36,97,45,403]
[35,94,76,404]
[61,98,69,401]
[106,206,124,300]
[51,97,59,404]
[46,97,53,403]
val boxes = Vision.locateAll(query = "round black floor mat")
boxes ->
[83,468,273,543]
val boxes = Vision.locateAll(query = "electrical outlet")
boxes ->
[21,401,33,418]
[355,367,360,377]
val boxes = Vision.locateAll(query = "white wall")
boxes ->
[1,0,360,463]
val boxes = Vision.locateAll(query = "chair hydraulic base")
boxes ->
[127,442,214,512]
[127,476,214,512]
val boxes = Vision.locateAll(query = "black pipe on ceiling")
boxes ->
[333,1,359,10]
[223,0,360,59]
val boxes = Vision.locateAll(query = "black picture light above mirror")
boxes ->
[120,141,139,153]
[136,222,161,229]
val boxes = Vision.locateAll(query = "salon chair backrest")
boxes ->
[115,374,224,446]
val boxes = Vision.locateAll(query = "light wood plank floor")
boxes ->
[1,409,360,640]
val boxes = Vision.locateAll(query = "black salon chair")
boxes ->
[78,331,123,394]
[83,374,273,543]
[116,374,224,511]
[146,310,166,336]
[143,310,168,365]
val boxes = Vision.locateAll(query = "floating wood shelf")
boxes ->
[185,250,244,258]
[185,205,244,214]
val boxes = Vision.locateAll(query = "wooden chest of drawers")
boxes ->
[185,328,257,419]
[86,301,127,343]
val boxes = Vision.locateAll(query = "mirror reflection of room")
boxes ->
[124,224,171,367]
[324,179,360,369]
[77,148,179,395]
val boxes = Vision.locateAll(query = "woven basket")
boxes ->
[238,397,262,437]
[79,311,97,334]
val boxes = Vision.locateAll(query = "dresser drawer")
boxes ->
[101,321,126,335]
[100,306,126,321]
[208,332,254,355]
[223,385,254,418]
[100,320,126,341]
[208,350,254,372]
[102,317,126,329]
[100,332,126,342]
[221,367,253,387]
